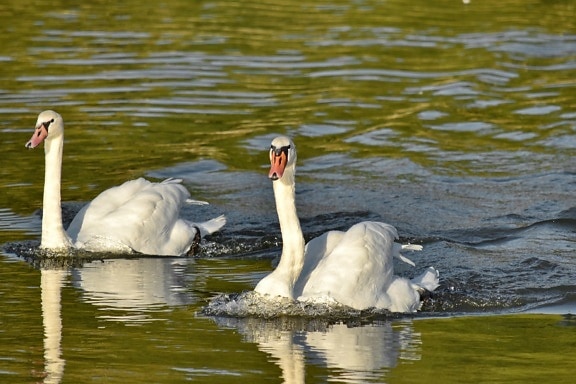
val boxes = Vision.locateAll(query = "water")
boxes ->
[1,0,575,382]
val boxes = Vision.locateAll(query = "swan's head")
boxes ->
[269,136,296,181]
[25,110,64,149]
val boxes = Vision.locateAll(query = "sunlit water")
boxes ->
[1,0,575,382]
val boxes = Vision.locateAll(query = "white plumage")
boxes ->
[26,110,225,256]
[254,136,439,312]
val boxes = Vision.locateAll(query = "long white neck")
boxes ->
[40,134,72,249]
[272,165,306,290]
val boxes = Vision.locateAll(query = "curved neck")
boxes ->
[40,135,72,249]
[272,166,306,288]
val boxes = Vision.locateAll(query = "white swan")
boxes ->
[25,110,226,256]
[254,136,439,312]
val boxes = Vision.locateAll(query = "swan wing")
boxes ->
[411,266,440,292]
[293,230,345,297]
[299,221,398,309]
[68,178,208,255]
[384,267,440,313]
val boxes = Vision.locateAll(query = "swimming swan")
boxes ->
[25,110,226,256]
[254,136,439,312]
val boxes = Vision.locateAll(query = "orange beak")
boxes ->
[25,124,49,149]
[269,149,288,180]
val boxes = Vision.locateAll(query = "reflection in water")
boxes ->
[71,258,195,323]
[40,269,66,384]
[37,258,196,383]
[36,257,199,383]
[214,317,419,383]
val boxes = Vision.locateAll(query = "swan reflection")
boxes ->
[39,257,192,382]
[213,316,421,384]
[40,269,66,384]
[71,257,195,322]
[37,256,197,383]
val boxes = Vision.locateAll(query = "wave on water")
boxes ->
[1,235,226,269]
[202,291,382,320]
[2,240,146,269]
[201,283,545,320]
[200,290,446,320]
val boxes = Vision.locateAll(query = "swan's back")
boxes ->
[298,221,398,309]
[67,178,210,255]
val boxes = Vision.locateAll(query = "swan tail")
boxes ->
[186,198,210,206]
[161,177,183,184]
[412,267,440,293]
[401,244,423,251]
[396,253,416,267]
[394,243,421,267]
[196,214,226,237]
[159,178,209,206]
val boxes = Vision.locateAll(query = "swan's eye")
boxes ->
[42,118,54,130]
[271,145,290,158]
